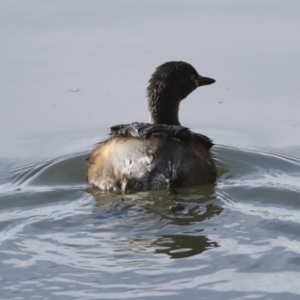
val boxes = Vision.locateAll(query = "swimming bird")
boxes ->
[88,61,216,192]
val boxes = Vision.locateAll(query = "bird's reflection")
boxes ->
[87,184,223,258]
[155,234,219,259]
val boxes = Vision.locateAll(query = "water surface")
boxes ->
[1,145,300,299]
[1,1,300,299]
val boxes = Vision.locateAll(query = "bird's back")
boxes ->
[87,123,216,192]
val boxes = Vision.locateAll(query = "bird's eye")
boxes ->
[190,75,196,81]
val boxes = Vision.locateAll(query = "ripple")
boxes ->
[2,145,300,299]
[215,145,300,190]
[7,145,300,194]
[10,152,88,189]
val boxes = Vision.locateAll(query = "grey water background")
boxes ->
[1,1,300,299]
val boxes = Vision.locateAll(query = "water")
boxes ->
[1,145,300,299]
[1,1,300,299]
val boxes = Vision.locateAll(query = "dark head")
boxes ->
[147,61,215,125]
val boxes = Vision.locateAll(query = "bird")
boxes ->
[87,61,217,192]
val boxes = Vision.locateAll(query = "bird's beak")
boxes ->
[195,76,216,87]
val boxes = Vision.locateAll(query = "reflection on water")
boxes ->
[1,145,300,299]
[155,235,218,259]
[90,187,223,259]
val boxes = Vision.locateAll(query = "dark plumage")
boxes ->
[88,61,216,192]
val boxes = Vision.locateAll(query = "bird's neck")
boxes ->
[147,91,181,125]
